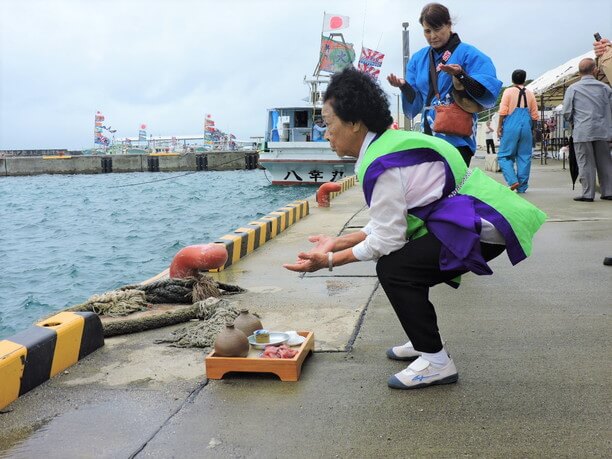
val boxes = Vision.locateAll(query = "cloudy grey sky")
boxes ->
[0,0,610,150]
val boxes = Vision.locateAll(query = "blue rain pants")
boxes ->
[497,106,533,193]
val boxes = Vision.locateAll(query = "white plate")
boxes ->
[248,332,290,349]
[287,335,306,346]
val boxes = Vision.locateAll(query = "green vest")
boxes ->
[358,129,546,265]
[358,130,467,241]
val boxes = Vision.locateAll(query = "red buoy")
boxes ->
[169,244,228,278]
[316,182,342,207]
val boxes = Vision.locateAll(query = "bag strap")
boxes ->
[425,41,461,135]
[428,48,441,103]
[424,49,440,135]
[427,39,462,105]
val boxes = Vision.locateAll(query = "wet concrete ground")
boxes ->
[1,155,610,458]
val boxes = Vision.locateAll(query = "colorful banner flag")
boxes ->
[358,46,385,81]
[323,13,349,32]
[319,35,355,73]
[359,47,385,68]
[358,65,381,80]
[94,111,108,145]
[94,132,109,145]
[204,114,216,136]
[137,123,147,142]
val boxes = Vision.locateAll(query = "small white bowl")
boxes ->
[247,332,289,349]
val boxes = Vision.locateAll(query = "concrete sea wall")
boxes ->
[0,151,258,177]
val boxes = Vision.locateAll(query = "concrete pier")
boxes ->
[0,151,258,176]
[0,155,610,457]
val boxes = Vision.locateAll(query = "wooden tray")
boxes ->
[205,331,314,381]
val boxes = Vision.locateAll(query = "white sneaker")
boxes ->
[386,341,421,361]
[387,356,458,389]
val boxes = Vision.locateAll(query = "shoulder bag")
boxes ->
[428,49,474,137]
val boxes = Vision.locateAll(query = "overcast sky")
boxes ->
[1,0,610,150]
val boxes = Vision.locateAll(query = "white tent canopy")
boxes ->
[526,50,595,104]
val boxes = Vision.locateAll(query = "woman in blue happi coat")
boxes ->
[388,3,502,166]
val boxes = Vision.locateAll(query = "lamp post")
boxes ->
[402,22,411,130]
[402,22,410,75]
[396,93,401,129]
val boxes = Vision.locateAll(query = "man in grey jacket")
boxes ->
[563,58,612,202]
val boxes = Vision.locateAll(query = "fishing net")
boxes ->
[154,297,241,349]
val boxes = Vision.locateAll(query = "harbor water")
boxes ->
[0,170,315,339]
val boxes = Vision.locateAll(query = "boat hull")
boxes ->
[259,142,356,185]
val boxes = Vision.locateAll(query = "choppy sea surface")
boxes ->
[0,170,315,339]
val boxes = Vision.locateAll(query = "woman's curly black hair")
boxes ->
[324,67,393,134]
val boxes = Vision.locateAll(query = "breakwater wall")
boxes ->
[0,151,259,177]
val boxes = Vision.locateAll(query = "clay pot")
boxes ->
[233,309,263,337]
[213,323,249,357]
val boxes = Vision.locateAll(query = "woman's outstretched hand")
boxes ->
[283,234,336,272]
[283,251,327,272]
[438,64,463,76]
[387,73,406,88]
[307,234,335,254]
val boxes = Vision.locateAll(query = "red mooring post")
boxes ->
[316,182,342,207]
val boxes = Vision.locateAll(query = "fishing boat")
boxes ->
[258,23,360,186]
[258,75,356,185]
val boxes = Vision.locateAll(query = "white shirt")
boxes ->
[352,132,505,262]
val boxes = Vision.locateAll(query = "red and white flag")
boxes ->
[359,47,385,68]
[323,13,349,32]
[358,46,385,80]
[358,64,381,80]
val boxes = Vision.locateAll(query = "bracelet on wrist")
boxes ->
[327,252,333,272]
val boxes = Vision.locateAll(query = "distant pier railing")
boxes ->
[0,151,259,177]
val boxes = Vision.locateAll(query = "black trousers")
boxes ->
[456,145,474,166]
[486,139,496,154]
[423,122,473,167]
[376,233,506,353]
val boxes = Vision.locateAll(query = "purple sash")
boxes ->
[412,195,492,275]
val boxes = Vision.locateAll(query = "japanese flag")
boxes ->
[323,13,349,32]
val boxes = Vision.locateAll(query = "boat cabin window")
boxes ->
[294,111,308,128]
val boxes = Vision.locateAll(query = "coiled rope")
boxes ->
[154,297,241,349]
[67,289,149,317]
[64,274,244,318]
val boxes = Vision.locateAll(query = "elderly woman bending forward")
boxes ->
[284,68,546,390]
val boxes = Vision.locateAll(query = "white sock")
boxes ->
[420,349,450,368]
